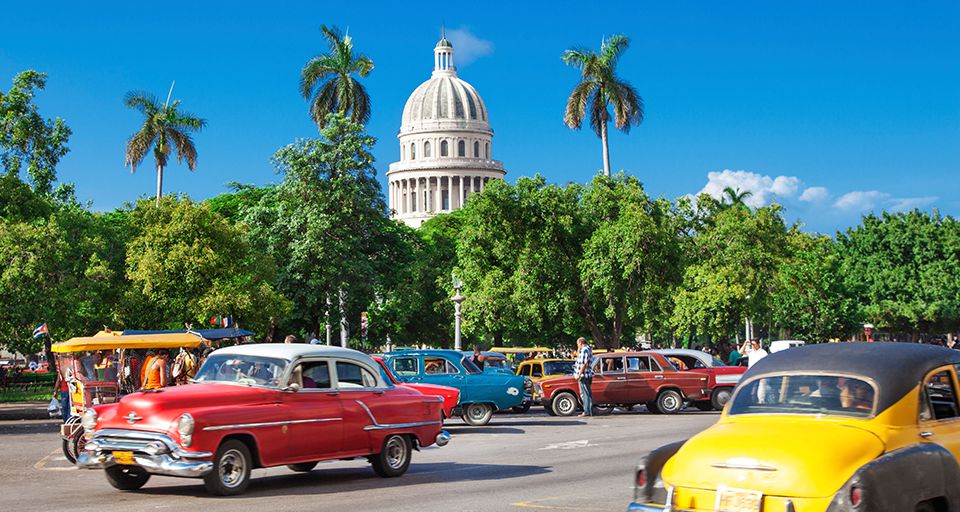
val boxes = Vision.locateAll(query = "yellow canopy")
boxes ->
[488,347,553,355]
[52,332,206,353]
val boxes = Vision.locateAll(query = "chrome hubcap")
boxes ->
[219,449,245,488]
[716,391,730,406]
[385,437,406,469]
[558,397,575,414]
[663,396,678,410]
[468,405,486,420]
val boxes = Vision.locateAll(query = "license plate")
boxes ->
[112,451,135,465]
[716,486,762,512]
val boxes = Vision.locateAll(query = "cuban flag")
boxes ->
[32,323,48,339]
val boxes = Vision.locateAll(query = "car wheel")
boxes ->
[545,404,557,416]
[371,434,411,478]
[511,403,531,414]
[462,403,494,426]
[645,401,661,414]
[203,440,252,496]
[694,401,714,412]
[105,464,151,491]
[287,461,318,472]
[62,432,85,464]
[657,390,684,414]
[551,392,580,417]
[711,388,733,411]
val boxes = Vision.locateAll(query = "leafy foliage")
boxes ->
[301,25,374,128]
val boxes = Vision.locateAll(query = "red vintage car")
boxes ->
[371,355,460,420]
[534,351,711,416]
[649,348,747,411]
[77,344,450,495]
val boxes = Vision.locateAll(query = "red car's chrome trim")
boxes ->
[202,417,342,432]
[355,400,442,431]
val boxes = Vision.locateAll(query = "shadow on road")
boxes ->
[133,462,552,498]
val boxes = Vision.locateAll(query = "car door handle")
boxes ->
[920,431,935,438]
[616,377,626,380]
[326,391,339,397]
[453,375,465,379]
[655,375,665,379]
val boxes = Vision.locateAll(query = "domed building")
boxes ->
[387,36,506,228]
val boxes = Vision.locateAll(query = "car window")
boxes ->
[335,361,378,388]
[601,356,625,374]
[531,363,543,378]
[425,357,458,375]
[289,361,331,390]
[461,357,481,374]
[729,374,875,418]
[519,364,531,376]
[626,356,648,372]
[543,361,574,376]
[392,357,419,376]
[921,369,960,421]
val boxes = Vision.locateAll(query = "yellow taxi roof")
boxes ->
[52,332,206,353]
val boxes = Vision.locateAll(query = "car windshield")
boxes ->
[485,358,509,369]
[729,374,876,418]
[194,354,287,387]
[543,361,574,375]
[461,357,482,374]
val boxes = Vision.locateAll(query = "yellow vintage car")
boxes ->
[629,342,960,512]
[515,358,575,382]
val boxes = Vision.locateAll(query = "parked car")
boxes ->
[461,351,513,374]
[770,339,806,353]
[371,355,460,421]
[77,344,449,495]
[516,359,576,381]
[383,349,527,426]
[535,351,710,416]
[629,342,960,512]
[649,349,747,411]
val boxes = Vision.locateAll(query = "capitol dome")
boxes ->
[387,36,506,228]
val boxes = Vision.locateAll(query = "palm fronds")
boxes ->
[301,24,375,128]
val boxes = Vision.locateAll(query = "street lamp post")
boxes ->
[452,274,465,351]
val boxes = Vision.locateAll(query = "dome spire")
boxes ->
[434,26,455,76]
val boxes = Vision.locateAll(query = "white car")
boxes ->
[769,339,806,353]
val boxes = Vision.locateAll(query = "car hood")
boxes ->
[662,416,885,498]
[405,382,460,400]
[98,383,279,432]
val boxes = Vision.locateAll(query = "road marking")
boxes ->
[34,448,76,471]
[511,497,609,510]
[539,439,595,450]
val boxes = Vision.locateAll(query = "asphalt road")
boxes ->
[0,408,717,512]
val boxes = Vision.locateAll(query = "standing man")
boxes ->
[574,337,594,418]
[747,340,768,368]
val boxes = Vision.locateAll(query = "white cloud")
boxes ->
[446,27,494,66]
[833,191,938,212]
[890,196,939,212]
[698,169,800,208]
[799,186,830,202]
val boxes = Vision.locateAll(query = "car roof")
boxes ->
[383,349,464,357]
[214,343,371,364]
[747,342,960,414]
[649,349,713,363]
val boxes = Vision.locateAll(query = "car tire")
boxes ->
[551,392,580,417]
[462,403,494,426]
[511,403,531,413]
[545,404,557,416]
[694,401,714,412]
[105,464,151,491]
[657,390,684,414]
[203,440,253,496]
[287,461,318,472]
[645,401,661,414]
[711,388,733,411]
[371,434,411,478]
[62,432,85,464]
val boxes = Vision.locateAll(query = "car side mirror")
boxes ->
[283,383,301,393]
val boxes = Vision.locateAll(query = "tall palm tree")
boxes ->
[124,91,206,206]
[300,25,374,128]
[563,34,644,177]
[722,186,753,208]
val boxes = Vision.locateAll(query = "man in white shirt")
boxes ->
[747,340,768,367]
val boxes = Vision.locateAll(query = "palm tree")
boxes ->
[722,186,753,208]
[563,34,644,177]
[300,25,374,128]
[124,91,206,206]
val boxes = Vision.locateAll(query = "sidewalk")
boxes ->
[0,401,53,421]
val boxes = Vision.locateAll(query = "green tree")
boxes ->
[123,90,206,206]
[205,182,274,223]
[300,25,374,128]
[562,35,643,177]
[119,196,289,334]
[0,70,71,195]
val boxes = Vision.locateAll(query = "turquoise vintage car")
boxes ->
[384,350,527,426]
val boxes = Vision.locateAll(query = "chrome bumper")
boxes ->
[627,504,670,512]
[78,429,213,478]
[435,430,451,447]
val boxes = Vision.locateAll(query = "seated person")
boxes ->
[840,379,873,411]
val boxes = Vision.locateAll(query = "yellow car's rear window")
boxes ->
[729,374,875,418]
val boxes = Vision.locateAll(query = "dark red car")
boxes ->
[649,348,747,411]
[534,351,710,416]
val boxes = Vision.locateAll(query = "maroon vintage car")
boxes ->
[371,355,460,420]
[534,351,710,416]
[649,348,747,411]
[77,344,449,495]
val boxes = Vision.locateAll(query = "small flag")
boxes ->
[209,316,217,326]
[32,323,48,339]
[223,315,233,328]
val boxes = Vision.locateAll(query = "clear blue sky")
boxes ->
[2,1,957,233]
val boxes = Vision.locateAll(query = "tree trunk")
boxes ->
[600,119,611,177]
[338,287,348,348]
[155,164,164,206]
[493,332,503,348]
[325,293,332,345]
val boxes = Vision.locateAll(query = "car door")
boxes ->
[333,359,392,455]
[918,366,960,455]
[625,355,658,403]
[389,355,422,383]
[590,355,617,404]
[283,359,343,461]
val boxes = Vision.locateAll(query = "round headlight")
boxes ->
[81,408,97,433]
[177,413,195,436]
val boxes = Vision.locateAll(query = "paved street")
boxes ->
[0,409,716,512]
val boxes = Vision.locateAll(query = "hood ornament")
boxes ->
[125,412,143,424]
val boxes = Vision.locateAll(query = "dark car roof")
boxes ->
[746,342,960,414]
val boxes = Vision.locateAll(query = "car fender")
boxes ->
[826,443,960,511]
[636,440,686,503]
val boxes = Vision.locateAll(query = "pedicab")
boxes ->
[52,331,209,463]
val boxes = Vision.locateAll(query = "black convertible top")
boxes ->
[745,342,960,414]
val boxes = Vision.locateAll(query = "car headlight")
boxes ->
[177,413,194,447]
[81,409,97,436]
[533,383,543,395]
[524,377,533,390]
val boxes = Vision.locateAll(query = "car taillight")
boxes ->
[635,468,647,488]
[850,485,862,507]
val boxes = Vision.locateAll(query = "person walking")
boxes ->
[573,337,594,417]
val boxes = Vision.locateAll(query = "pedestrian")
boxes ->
[471,345,493,370]
[308,332,321,345]
[747,339,768,367]
[727,343,743,366]
[140,350,156,387]
[143,350,169,390]
[573,337,594,417]
[284,335,298,344]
